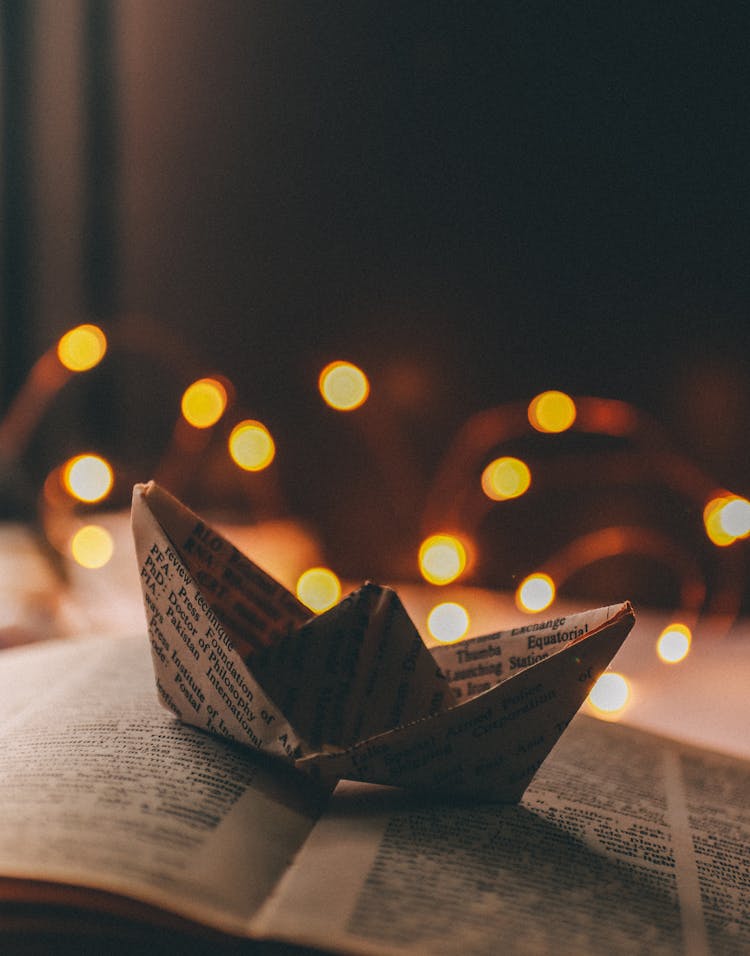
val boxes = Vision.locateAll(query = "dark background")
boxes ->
[2,1,749,593]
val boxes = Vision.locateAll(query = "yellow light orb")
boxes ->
[481,456,532,501]
[587,672,630,715]
[319,361,370,411]
[427,602,470,643]
[181,378,228,428]
[718,496,750,539]
[703,494,750,547]
[528,390,576,433]
[516,573,556,613]
[296,567,342,612]
[656,623,692,664]
[70,525,114,569]
[703,496,736,547]
[418,534,467,585]
[228,420,275,471]
[57,324,107,372]
[62,454,114,503]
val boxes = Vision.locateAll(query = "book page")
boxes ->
[0,633,324,937]
[253,716,750,955]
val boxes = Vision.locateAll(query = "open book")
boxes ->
[0,630,748,954]
[131,481,635,802]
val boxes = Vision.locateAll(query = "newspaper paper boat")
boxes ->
[132,482,635,801]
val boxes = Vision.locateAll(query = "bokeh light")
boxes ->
[57,324,107,372]
[296,567,342,612]
[720,497,750,538]
[703,494,750,548]
[703,494,750,547]
[418,534,468,585]
[656,623,692,664]
[528,390,576,433]
[70,525,114,569]
[516,573,556,612]
[228,420,276,471]
[427,602,470,643]
[704,497,735,547]
[62,454,114,503]
[587,672,631,716]
[319,361,370,411]
[181,378,228,428]
[481,456,532,501]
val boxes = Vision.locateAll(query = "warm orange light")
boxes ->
[62,454,114,503]
[418,534,467,585]
[704,497,734,547]
[427,602,470,643]
[703,494,750,546]
[720,497,750,537]
[70,525,114,569]
[228,420,275,471]
[57,324,107,372]
[481,456,531,501]
[181,378,228,428]
[296,567,342,612]
[516,573,555,613]
[587,672,630,717]
[319,361,370,411]
[528,390,576,433]
[656,623,692,664]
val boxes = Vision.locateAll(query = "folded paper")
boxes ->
[132,482,635,801]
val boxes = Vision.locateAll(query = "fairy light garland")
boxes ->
[3,331,746,719]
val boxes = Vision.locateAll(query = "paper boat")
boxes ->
[132,482,635,801]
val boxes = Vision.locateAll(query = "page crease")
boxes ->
[663,748,709,956]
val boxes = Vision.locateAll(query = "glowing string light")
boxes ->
[418,534,467,585]
[656,623,692,664]
[319,361,370,411]
[528,390,576,433]
[181,378,228,428]
[516,573,556,613]
[718,497,750,538]
[57,324,107,372]
[427,602,470,643]
[62,454,114,503]
[296,567,342,612]
[704,494,750,547]
[481,456,531,501]
[228,420,275,471]
[587,672,631,716]
[703,497,734,547]
[70,525,114,569]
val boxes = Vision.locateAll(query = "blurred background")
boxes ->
[2,1,749,633]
